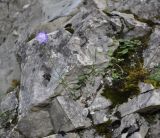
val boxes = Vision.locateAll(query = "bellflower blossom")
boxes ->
[36,32,48,44]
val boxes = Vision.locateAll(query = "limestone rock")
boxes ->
[0,90,18,136]
[79,129,105,138]
[106,0,160,24]
[18,8,120,115]
[118,89,160,117]
[18,30,72,115]
[43,133,80,138]
[49,96,91,132]
[109,11,151,39]
[113,113,148,138]
[0,0,83,98]
[1,0,160,137]
[0,90,18,113]
[17,110,53,138]
[145,112,160,138]
[138,82,154,93]
[93,0,107,10]
[88,95,112,111]
[143,26,160,68]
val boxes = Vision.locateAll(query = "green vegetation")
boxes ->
[59,65,104,99]
[76,65,99,90]
[143,114,157,124]
[102,39,148,106]
[95,119,113,138]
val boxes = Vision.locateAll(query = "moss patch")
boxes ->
[102,39,149,106]
[95,119,113,138]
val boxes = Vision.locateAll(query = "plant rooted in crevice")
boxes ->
[102,39,148,106]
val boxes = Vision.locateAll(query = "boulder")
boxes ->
[106,0,160,24]
[143,26,160,69]
[0,0,83,97]
[49,96,91,132]
[138,82,154,93]
[43,133,80,138]
[118,89,160,117]
[17,110,53,138]
[109,11,151,39]
[18,8,120,115]
[0,90,18,113]
[113,113,148,138]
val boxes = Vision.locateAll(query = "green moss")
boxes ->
[141,111,160,125]
[95,119,113,138]
[102,39,148,106]
[123,65,148,94]
[143,114,157,124]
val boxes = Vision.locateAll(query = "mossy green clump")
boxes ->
[95,119,113,138]
[123,64,148,94]
[102,39,148,106]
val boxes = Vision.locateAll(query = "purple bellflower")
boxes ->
[36,32,48,44]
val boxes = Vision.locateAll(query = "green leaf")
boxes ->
[118,49,129,55]
[108,49,114,56]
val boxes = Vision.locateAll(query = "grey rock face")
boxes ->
[143,26,160,69]
[18,6,122,115]
[118,89,160,117]
[113,113,148,138]
[0,0,83,98]
[146,112,160,138]
[50,96,91,132]
[17,110,53,138]
[93,0,107,10]
[7,130,25,138]
[18,30,72,115]
[0,90,19,138]
[106,0,160,24]
[0,90,18,113]
[1,0,160,138]
[109,11,151,39]
[43,133,80,138]
[138,82,154,93]
[79,129,105,138]
[39,0,82,22]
